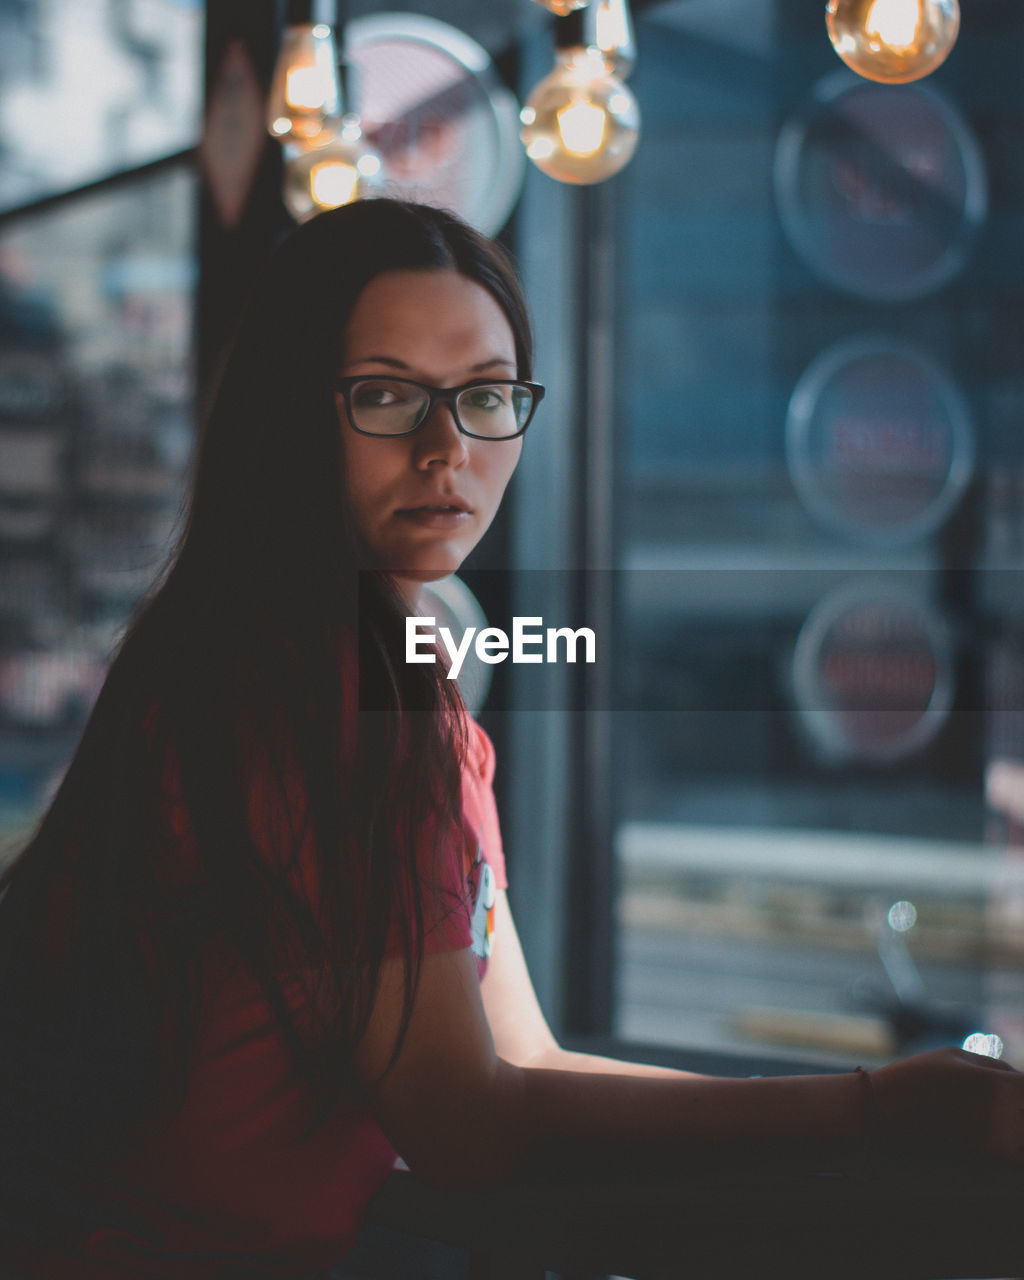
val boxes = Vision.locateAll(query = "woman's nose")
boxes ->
[412,402,470,469]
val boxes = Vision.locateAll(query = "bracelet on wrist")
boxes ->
[854,1065,879,1174]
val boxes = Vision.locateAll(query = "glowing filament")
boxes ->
[557,100,606,156]
[286,66,327,111]
[866,0,921,49]
[532,0,589,14]
[310,160,360,208]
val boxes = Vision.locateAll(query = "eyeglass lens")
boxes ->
[349,379,532,438]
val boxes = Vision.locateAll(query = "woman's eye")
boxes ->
[353,382,405,407]
[464,388,506,411]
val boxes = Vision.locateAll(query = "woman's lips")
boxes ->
[395,504,472,529]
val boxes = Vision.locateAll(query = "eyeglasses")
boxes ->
[335,376,545,440]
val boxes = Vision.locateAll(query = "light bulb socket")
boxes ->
[332,0,352,112]
[554,11,587,50]
[337,54,350,111]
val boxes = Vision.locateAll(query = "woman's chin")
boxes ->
[387,559,460,583]
[388,563,464,605]
[382,542,473,586]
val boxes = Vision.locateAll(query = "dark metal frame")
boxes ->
[0,149,195,230]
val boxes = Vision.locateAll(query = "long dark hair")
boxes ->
[0,199,534,1244]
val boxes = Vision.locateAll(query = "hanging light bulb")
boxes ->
[520,13,639,185]
[532,0,592,15]
[590,0,636,78]
[826,0,960,84]
[267,23,343,147]
[282,117,384,221]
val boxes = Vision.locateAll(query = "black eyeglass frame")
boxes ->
[334,375,546,440]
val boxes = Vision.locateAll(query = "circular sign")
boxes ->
[346,14,525,236]
[786,336,974,546]
[792,581,953,765]
[774,71,987,301]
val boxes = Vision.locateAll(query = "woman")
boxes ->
[0,198,1020,1277]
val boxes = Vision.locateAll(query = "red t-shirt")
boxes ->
[9,717,506,1279]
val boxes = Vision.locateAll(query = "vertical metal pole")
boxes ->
[507,29,579,1036]
[509,28,622,1042]
[561,180,618,1039]
[196,0,287,411]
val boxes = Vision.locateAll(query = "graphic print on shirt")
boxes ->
[466,840,497,959]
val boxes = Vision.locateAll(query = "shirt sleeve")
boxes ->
[454,718,507,966]
[386,715,508,965]
[462,717,507,892]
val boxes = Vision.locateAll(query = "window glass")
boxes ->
[0,0,203,212]
[0,165,196,839]
[613,0,1024,1070]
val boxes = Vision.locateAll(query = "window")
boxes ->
[609,0,1024,1070]
[0,0,202,212]
[512,0,1024,1073]
[0,1,201,844]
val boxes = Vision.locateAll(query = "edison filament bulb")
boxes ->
[520,46,639,184]
[826,0,960,84]
[283,120,383,221]
[267,23,343,146]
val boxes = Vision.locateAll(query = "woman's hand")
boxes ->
[870,1047,1024,1162]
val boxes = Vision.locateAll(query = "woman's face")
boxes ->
[337,268,524,604]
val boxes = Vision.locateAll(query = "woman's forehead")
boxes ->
[341,269,516,368]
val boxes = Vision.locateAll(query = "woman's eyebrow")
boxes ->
[344,355,518,375]
[346,355,410,369]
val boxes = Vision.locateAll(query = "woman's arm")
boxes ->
[480,891,697,1079]
[352,892,1023,1188]
[353,932,863,1188]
